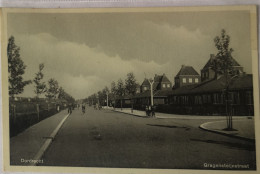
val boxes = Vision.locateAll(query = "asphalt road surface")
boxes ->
[40,106,256,169]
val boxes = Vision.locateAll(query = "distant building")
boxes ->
[153,74,172,90]
[201,54,244,82]
[174,65,201,88]
[140,74,172,93]
[135,84,141,94]
[140,78,150,93]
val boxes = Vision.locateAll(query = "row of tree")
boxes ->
[84,72,139,106]
[8,36,75,103]
[84,29,238,131]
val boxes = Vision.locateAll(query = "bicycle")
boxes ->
[82,105,86,115]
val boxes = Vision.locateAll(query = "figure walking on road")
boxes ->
[68,104,72,114]
[82,103,86,115]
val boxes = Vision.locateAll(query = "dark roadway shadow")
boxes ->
[146,124,190,131]
[190,138,256,151]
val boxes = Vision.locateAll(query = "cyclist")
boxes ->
[82,104,86,114]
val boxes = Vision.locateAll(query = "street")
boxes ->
[40,106,256,169]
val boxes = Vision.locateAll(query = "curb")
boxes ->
[199,121,255,142]
[29,113,70,166]
[107,108,252,120]
[110,109,155,118]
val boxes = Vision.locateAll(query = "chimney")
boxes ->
[181,64,185,68]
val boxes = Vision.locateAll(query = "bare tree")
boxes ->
[33,63,46,98]
[117,78,125,110]
[45,78,59,100]
[125,72,138,96]
[214,29,235,130]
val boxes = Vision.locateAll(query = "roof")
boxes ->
[161,74,171,83]
[176,65,200,76]
[154,89,173,97]
[124,74,253,99]
[169,84,198,95]
[169,74,253,95]
[141,78,150,86]
[153,74,172,89]
[202,54,241,70]
[141,74,172,89]
[133,89,172,98]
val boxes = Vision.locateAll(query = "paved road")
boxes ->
[40,106,256,169]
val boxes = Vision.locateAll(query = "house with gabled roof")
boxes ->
[140,74,172,93]
[201,54,244,82]
[174,65,201,88]
[140,78,150,93]
[153,74,172,90]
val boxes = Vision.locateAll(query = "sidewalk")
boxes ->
[199,119,255,141]
[107,107,252,120]
[10,110,69,166]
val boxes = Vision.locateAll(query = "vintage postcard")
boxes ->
[1,6,259,174]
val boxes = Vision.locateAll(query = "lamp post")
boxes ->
[96,96,99,109]
[106,91,109,108]
[148,78,154,106]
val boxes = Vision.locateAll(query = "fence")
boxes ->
[9,101,66,137]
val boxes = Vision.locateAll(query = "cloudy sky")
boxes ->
[7,10,252,99]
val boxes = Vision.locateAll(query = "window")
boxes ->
[144,87,147,90]
[162,84,166,88]
[167,84,170,88]
[195,78,199,83]
[189,78,192,83]
[183,78,186,83]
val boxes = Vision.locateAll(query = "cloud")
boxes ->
[13,18,251,99]
[15,33,164,99]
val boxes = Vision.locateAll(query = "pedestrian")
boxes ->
[57,104,60,112]
[145,105,149,116]
[68,103,72,114]
[151,106,155,117]
[82,103,86,114]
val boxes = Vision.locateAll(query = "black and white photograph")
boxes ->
[1,6,259,173]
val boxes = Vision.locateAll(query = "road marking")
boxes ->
[29,113,70,166]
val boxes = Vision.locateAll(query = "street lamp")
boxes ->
[96,96,99,109]
[148,78,154,106]
[106,91,109,108]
